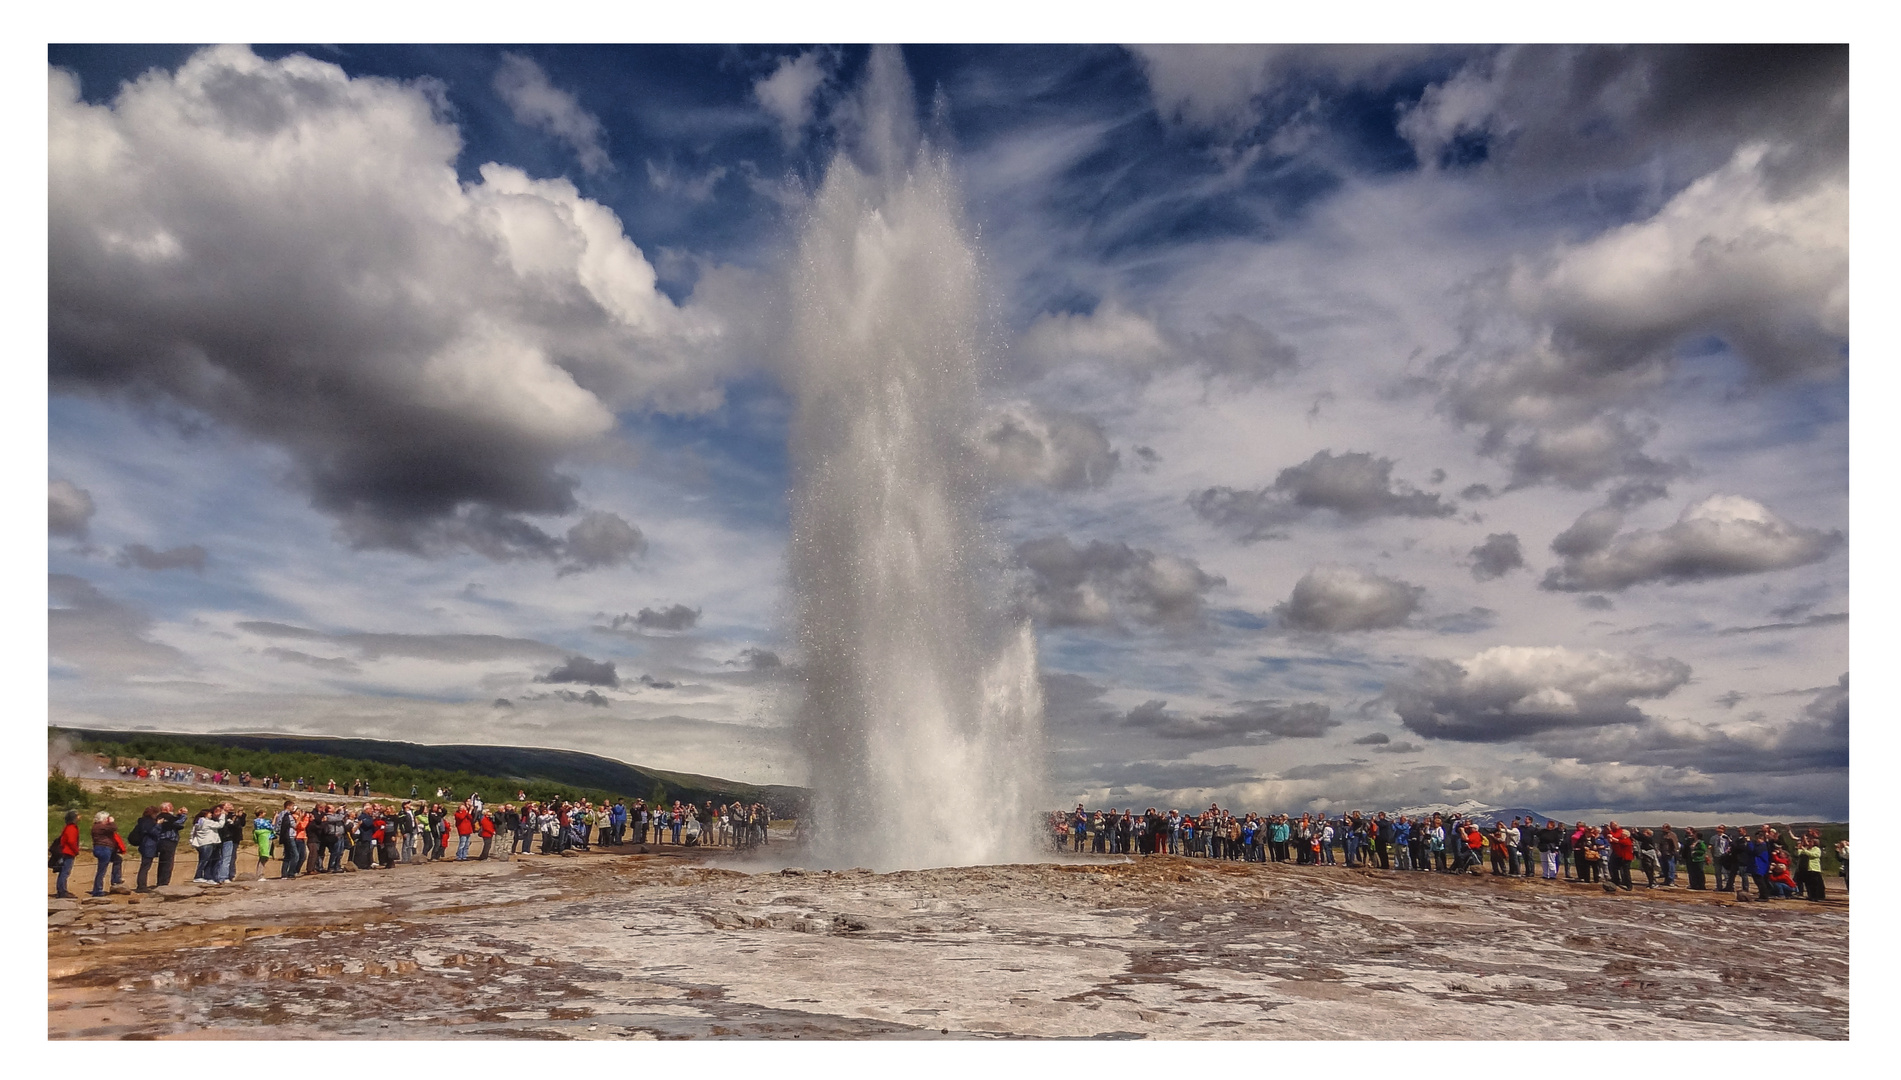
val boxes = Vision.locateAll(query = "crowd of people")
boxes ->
[51,794,774,898]
[111,764,389,795]
[1046,806,1846,902]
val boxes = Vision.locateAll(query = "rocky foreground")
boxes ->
[48,846,1847,1039]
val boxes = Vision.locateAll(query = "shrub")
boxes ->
[48,768,90,809]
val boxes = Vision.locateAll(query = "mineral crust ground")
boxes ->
[47,845,1847,1039]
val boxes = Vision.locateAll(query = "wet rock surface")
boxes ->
[47,850,1848,1039]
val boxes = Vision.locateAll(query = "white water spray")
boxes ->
[786,47,1047,870]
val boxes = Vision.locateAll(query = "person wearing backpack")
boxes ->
[127,806,160,892]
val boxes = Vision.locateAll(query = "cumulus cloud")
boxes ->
[1275,565,1422,632]
[1352,732,1390,745]
[1535,674,1846,777]
[1429,136,1846,491]
[1190,450,1453,541]
[1468,532,1525,581]
[754,50,830,146]
[1017,302,1297,385]
[536,655,620,687]
[49,479,95,539]
[494,52,611,173]
[1385,645,1691,742]
[977,402,1118,490]
[50,47,731,560]
[610,604,701,633]
[1120,698,1336,744]
[118,543,207,573]
[734,647,782,671]
[1016,535,1224,631]
[50,574,185,675]
[558,511,647,575]
[545,688,612,707]
[1541,494,1841,592]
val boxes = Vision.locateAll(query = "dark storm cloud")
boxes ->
[536,656,620,687]
[1371,740,1423,755]
[49,574,186,675]
[1352,732,1390,746]
[1541,494,1841,593]
[546,688,612,707]
[49,47,729,561]
[1121,698,1336,743]
[977,403,1119,491]
[118,543,208,573]
[1468,533,1525,581]
[611,604,701,633]
[1275,565,1422,632]
[49,480,95,539]
[636,674,677,690]
[1189,450,1453,542]
[1384,645,1690,743]
[1016,535,1224,631]
[237,620,566,664]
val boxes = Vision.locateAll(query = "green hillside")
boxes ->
[52,728,806,813]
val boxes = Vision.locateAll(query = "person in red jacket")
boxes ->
[1607,825,1636,892]
[453,802,475,861]
[478,811,496,860]
[53,810,81,898]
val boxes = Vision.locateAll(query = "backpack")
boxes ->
[48,838,63,870]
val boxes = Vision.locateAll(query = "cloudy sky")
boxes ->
[46,43,1849,819]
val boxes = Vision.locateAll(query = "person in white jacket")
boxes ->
[188,808,224,884]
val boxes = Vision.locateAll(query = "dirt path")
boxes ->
[47,845,1848,1039]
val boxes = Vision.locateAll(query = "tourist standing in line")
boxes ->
[89,811,124,897]
[128,806,160,892]
[454,801,475,860]
[1657,825,1680,886]
[53,809,81,898]
[216,804,244,882]
[1684,828,1707,890]
[251,808,275,879]
[1795,832,1826,901]
[152,803,184,887]
[189,806,223,884]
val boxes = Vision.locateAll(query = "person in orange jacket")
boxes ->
[52,809,81,898]
[1607,824,1637,892]
[453,802,475,861]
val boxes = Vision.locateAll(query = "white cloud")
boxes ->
[754,50,829,146]
[1275,564,1422,632]
[493,52,611,174]
[49,47,736,558]
[1017,301,1174,372]
[1542,493,1842,592]
[1129,45,1440,133]
[1386,645,1691,742]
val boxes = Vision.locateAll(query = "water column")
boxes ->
[785,47,1046,870]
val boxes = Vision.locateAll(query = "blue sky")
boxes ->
[47,44,1849,819]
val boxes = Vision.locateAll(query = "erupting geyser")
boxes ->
[786,47,1047,871]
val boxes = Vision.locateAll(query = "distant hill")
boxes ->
[1398,801,1560,827]
[53,727,806,813]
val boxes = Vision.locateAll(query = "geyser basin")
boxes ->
[785,47,1046,871]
